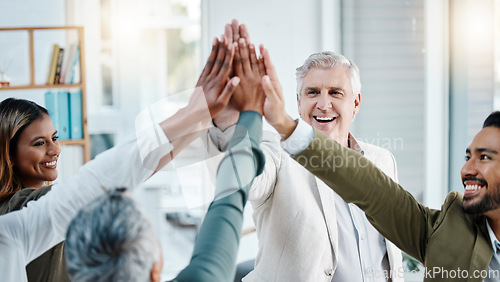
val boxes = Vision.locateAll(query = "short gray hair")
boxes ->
[65,189,160,282]
[295,51,361,96]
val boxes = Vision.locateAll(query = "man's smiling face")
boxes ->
[461,126,500,216]
[297,66,360,146]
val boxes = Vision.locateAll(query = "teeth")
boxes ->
[465,184,482,191]
[315,117,334,121]
[42,161,57,166]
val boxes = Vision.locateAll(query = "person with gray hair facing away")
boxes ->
[65,34,267,282]
[204,20,403,281]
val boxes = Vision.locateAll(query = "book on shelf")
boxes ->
[53,47,64,84]
[60,43,78,84]
[57,90,70,139]
[69,90,83,139]
[45,91,70,140]
[47,44,60,85]
[69,45,81,84]
[45,90,83,140]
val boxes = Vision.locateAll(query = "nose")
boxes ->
[316,92,332,111]
[461,157,478,180]
[48,140,61,156]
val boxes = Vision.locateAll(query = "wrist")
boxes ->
[240,106,263,115]
[271,115,297,140]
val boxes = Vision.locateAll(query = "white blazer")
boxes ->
[204,129,403,282]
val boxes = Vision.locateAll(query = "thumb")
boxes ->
[218,76,240,104]
[262,75,278,102]
[211,76,240,117]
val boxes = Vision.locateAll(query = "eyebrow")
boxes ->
[304,87,320,92]
[30,136,45,143]
[466,148,498,154]
[29,130,58,144]
[477,148,498,154]
[304,86,345,92]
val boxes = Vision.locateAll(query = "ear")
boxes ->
[296,93,301,115]
[150,259,162,282]
[353,92,361,115]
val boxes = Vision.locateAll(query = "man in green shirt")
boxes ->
[259,44,500,281]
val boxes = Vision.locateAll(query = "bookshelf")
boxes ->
[0,26,90,163]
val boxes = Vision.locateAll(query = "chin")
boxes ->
[45,175,58,182]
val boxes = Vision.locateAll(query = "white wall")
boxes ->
[0,0,66,105]
[0,0,65,26]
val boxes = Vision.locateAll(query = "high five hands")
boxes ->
[195,19,297,138]
[194,36,239,118]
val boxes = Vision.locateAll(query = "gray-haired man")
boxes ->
[205,20,403,282]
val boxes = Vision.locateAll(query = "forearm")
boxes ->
[159,102,210,142]
[173,192,246,282]
[293,129,430,262]
[153,100,212,172]
[174,111,263,282]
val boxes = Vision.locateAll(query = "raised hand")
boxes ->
[211,20,253,129]
[231,38,265,115]
[260,45,297,139]
[194,36,239,118]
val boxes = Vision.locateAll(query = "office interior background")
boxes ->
[0,0,498,280]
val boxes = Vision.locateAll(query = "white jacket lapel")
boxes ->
[315,177,339,267]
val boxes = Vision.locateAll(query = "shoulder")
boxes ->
[442,191,463,209]
[0,186,52,214]
[428,191,473,231]
[358,141,398,179]
[429,191,464,225]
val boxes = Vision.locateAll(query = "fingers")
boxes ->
[262,75,279,102]
[233,42,243,76]
[231,19,240,43]
[249,44,260,76]
[219,77,240,105]
[238,38,251,74]
[260,45,280,84]
[208,35,228,77]
[258,56,266,77]
[212,77,240,117]
[239,24,251,44]
[224,24,233,43]
[199,38,219,81]
[216,42,236,81]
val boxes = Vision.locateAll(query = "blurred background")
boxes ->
[0,0,498,280]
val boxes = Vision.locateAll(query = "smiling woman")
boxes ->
[0,97,69,282]
[11,114,60,189]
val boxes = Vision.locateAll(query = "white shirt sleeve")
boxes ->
[280,118,314,156]
[0,125,172,282]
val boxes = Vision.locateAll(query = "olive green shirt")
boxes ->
[294,129,493,282]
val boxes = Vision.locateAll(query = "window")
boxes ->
[341,0,426,201]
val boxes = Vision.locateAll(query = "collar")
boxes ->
[208,123,236,152]
[486,220,500,255]
[348,133,364,155]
